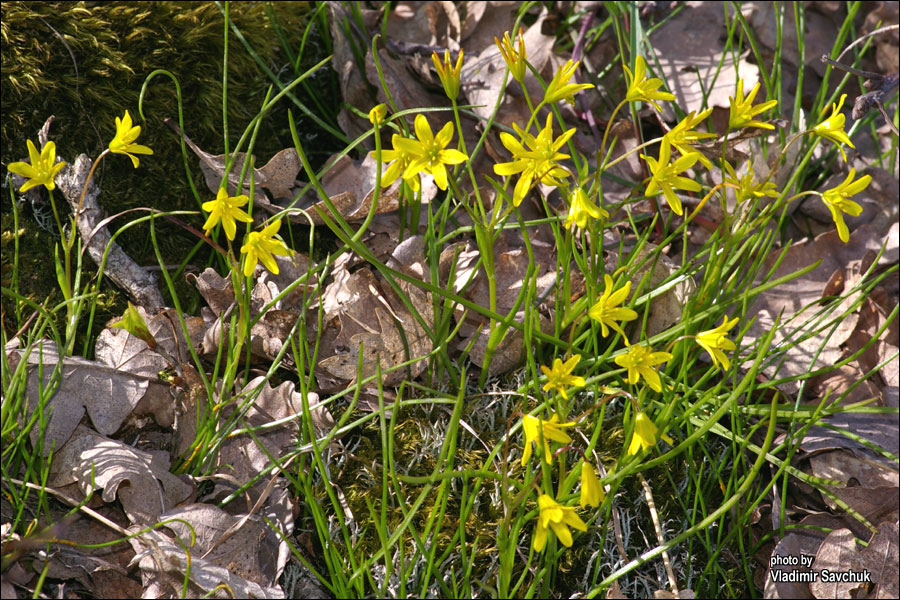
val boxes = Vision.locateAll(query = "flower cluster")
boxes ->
[493,114,575,207]
[378,114,468,192]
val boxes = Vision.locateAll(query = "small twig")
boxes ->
[639,473,679,595]
[821,25,900,136]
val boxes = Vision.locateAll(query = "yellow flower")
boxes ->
[493,114,575,206]
[627,411,673,455]
[813,94,855,162]
[641,138,702,216]
[722,161,778,205]
[395,114,468,190]
[543,59,594,106]
[614,344,673,393]
[588,274,638,343]
[108,110,154,168]
[821,169,870,243]
[377,134,421,193]
[540,355,586,400]
[495,30,527,83]
[696,315,739,371]
[368,103,387,127]
[432,49,464,101]
[663,109,716,169]
[580,462,605,508]
[7,140,66,192]
[623,55,676,112]
[202,187,253,241]
[728,79,777,131]
[240,219,292,277]
[564,187,608,230]
[522,413,575,466]
[533,493,588,552]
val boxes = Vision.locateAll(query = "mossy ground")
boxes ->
[1,1,341,347]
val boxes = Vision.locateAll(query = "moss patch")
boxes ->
[2,1,342,343]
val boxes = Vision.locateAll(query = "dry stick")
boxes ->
[822,24,900,136]
[7,477,131,538]
[53,153,166,312]
[638,473,679,595]
[34,117,165,311]
[595,461,630,565]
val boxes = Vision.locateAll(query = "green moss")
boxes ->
[2,0,342,343]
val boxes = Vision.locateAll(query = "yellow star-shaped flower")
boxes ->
[641,138,702,216]
[495,30,527,83]
[579,462,605,508]
[395,114,468,190]
[522,413,575,465]
[821,168,870,243]
[564,187,608,230]
[8,140,66,193]
[533,493,588,552]
[623,55,676,112]
[540,355,586,400]
[543,59,594,106]
[728,79,778,131]
[108,110,154,168]
[813,94,855,162]
[588,274,638,344]
[696,315,740,371]
[664,109,716,169]
[201,187,253,241]
[614,343,672,393]
[240,219,292,277]
[627,411,673,455]
[493,114,574,206]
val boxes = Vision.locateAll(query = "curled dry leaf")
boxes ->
[275,154,433,225]
[128,526,284,599]
[164,117,301,202]
[315,237,434,390]
[47,425,194,526]
[742,224,895,396]
[6,340,172,456]
[211,376,328,504]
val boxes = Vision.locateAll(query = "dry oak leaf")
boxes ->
[165,118,300,203]
[128,526,283,599]
[315,238,434,389]
[47,425,194,526]
[6,340,172,456]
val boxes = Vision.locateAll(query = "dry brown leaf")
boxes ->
[160,504,276,586]
[809,450,899,522]
[6,340,172,456]
[164,118,300,203]
[128,526,283,598]
[449,237,558,375]
[279,154,418,225]
[37,506,141,599]
[315,238,434,389]
[764,513,835,599]
[864,521,900,599]
[47,425,194,526]
[742,225,893,397]
[649,2,762,117]
[211,377,327,505]
[810,528,868,599]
